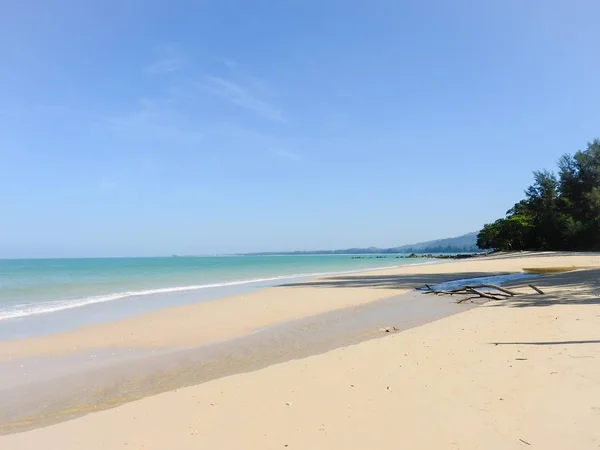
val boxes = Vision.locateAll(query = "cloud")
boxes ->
[107,55,285,152]
[203,76,286,122]
[215,57,237,68]
[143,58,181,75]
[268,148,302,162]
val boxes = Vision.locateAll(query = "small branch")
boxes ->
[528,284,545,295]
[416,285,434,291]
[423,290,455,295]
[483,292,512,297]
[464,288,503,301]
[456,296,479,304]
[419,282,541,303]
[464,284,519,296]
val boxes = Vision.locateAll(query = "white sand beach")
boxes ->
[2,252,600,449]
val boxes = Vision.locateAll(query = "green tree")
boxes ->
[477,215,532,251]
[523,170,563,249]
[478,138,600,251]
[558,140,600,249]
[477,221,501,250]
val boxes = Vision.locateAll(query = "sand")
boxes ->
[1,252,600,449]
[1,252,598,362]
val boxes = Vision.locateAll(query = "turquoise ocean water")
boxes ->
[0,255,433,322]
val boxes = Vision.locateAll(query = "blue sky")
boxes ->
[1,0,599,257]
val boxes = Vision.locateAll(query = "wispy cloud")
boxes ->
[268,148,302,162]
[143,58,181,75]
[203,76,286,122]
[215,57,237,68]
[108,52,285,154]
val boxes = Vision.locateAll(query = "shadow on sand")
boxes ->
[489,268,600,308]
[279,271,513,291]
[280,265,600,348]
[280,267,600,308]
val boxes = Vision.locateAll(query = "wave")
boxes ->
[0,260,441,321]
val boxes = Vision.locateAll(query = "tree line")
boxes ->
[395,245,479,254]
[477,139,600,251]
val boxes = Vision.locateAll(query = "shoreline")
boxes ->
[1,252,600,446]
[2,253,599,363]
[0,258,441,340]
[1,258,438,323]
[0,289,476,434]
[0,259,453,361]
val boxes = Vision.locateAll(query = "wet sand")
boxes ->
[1,253,600,448]
[0,290,476,434]
[2,252,598,362]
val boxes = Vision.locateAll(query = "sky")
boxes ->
[1,0,600,257]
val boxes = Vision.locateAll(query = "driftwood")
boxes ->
[463,284,519,296]
[419,283,545,303]
[528,284,545,295]
[464,287,501,301]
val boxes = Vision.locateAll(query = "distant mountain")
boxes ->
[391,232,480,254]
[244,232,480,255]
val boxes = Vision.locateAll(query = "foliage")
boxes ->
[478,139,600,251]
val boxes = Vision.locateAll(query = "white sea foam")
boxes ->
[0,260,441,321]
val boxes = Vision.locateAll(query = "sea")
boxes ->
[0,255,434,338]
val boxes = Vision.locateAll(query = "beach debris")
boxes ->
[519,438,531,445]
[418,283,545,303]
[285,402,292,406]
[528,284,545,294]
[379,326,400,333]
